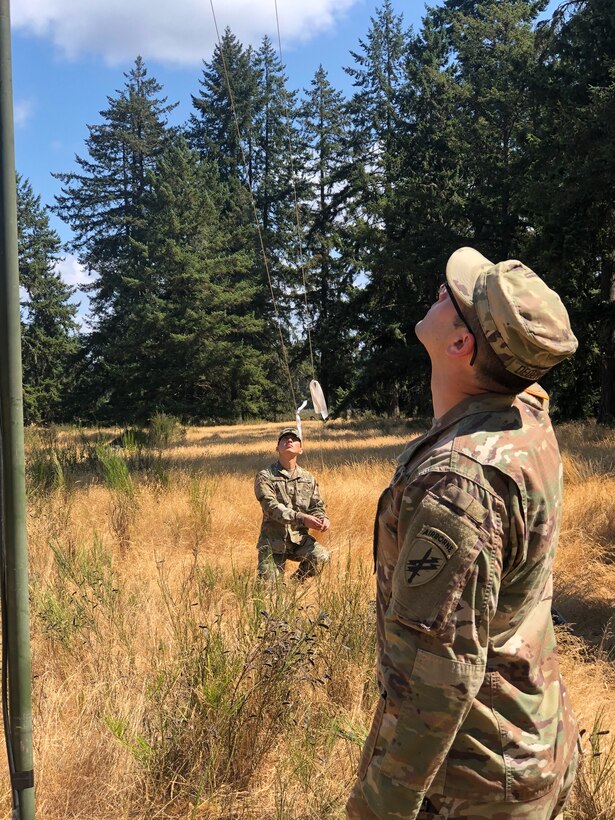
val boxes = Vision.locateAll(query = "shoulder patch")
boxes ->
[419,524,458,557]
[391,488,490,632]
[403,525,458,587]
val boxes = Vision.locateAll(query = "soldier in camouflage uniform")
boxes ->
[347,248,580,820]
[255,427,330,581]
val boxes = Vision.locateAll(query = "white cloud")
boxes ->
[54,255,95,328]
[13,0,357,67]
[14,99,34,127]
[55,254,91,289]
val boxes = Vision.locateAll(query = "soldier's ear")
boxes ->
[447,327,474,360]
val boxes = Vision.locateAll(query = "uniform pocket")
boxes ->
[258,525,288,555]
[295,478,312,505]
[491,670,560,801]
[379,650,485,786]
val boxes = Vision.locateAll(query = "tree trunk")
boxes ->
[389,382,400,418]
[597,249,615,424]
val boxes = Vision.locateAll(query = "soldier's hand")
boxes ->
[320,517,331,532]
[302,514,325,531]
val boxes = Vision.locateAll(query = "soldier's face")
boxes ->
[277,434,303,457]
[415,283,459,354]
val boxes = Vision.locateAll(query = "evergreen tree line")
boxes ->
[18,0,615,425]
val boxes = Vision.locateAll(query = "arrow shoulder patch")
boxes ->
[404,525,459,587]
[391,485,489,633]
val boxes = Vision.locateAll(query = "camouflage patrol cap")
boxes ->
[446,247,578,380]
[277,427,302,442]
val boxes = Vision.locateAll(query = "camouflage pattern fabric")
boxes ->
[445,249,578,380]
[348,739,579,819]
[473,261,578,380]
[254,462,329,577]
[257,537,329,580]
[413,737,579,818]
[347,388,578,820]
[277,426,302,441]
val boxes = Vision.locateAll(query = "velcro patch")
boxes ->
[404,525,458,587]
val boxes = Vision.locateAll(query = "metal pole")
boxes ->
[0,0,35,817]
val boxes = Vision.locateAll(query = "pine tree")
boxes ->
[363,0,546,416]
[297,66,355,407]
[343,0,413,416]
[397,2,481,283]
[17,176,79,424]
[526,0,615,421]
[188,28,259,183]
[53,57,177,421]
[188,30,307,417]
[338,1,546,416]
[138,137,276,421]
[433,0,544,258]
[394,0,544,290]
[252,36,299,272]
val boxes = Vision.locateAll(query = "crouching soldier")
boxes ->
[255,428,330,581]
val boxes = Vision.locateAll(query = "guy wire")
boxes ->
[273,0,329,477]
[209,0,298,413]
[273,0,316,383]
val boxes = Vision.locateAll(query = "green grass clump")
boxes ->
[566,713,615,819]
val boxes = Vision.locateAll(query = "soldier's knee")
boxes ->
[312,542,330,564]
[307,549,329,572]
[257,549,283,581]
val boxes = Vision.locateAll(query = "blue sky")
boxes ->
[13,1,416,233]
[12,0,558,314]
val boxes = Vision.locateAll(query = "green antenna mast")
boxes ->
[0,0,35,817]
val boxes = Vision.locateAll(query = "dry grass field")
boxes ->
[2,416,614,818]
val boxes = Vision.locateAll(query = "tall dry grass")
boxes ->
[1,418,612,818]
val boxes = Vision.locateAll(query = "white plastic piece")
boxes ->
[310,380,329,419]
[295,399,308,440]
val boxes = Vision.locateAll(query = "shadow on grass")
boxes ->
[185,418,430,449]
[165,439,422,478]
[558,421,615,477]
[554,591,615,657]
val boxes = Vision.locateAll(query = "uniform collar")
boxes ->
[397,385,549,468]
[429,383,548,435]
[430,392,515,435]
[427,383,549,436]
[275,460,300,479]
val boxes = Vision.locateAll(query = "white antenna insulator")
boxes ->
[295,399,308,440]
[310,380,329,420]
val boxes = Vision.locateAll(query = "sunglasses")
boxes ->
[437,283,478,366]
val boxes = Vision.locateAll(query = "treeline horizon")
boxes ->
[18,0,615,426]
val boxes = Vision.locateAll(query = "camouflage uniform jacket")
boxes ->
[254,462,326,554]
[353,388,578,819]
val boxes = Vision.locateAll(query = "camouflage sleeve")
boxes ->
[356,471,507,819]
[254,471,301,523]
